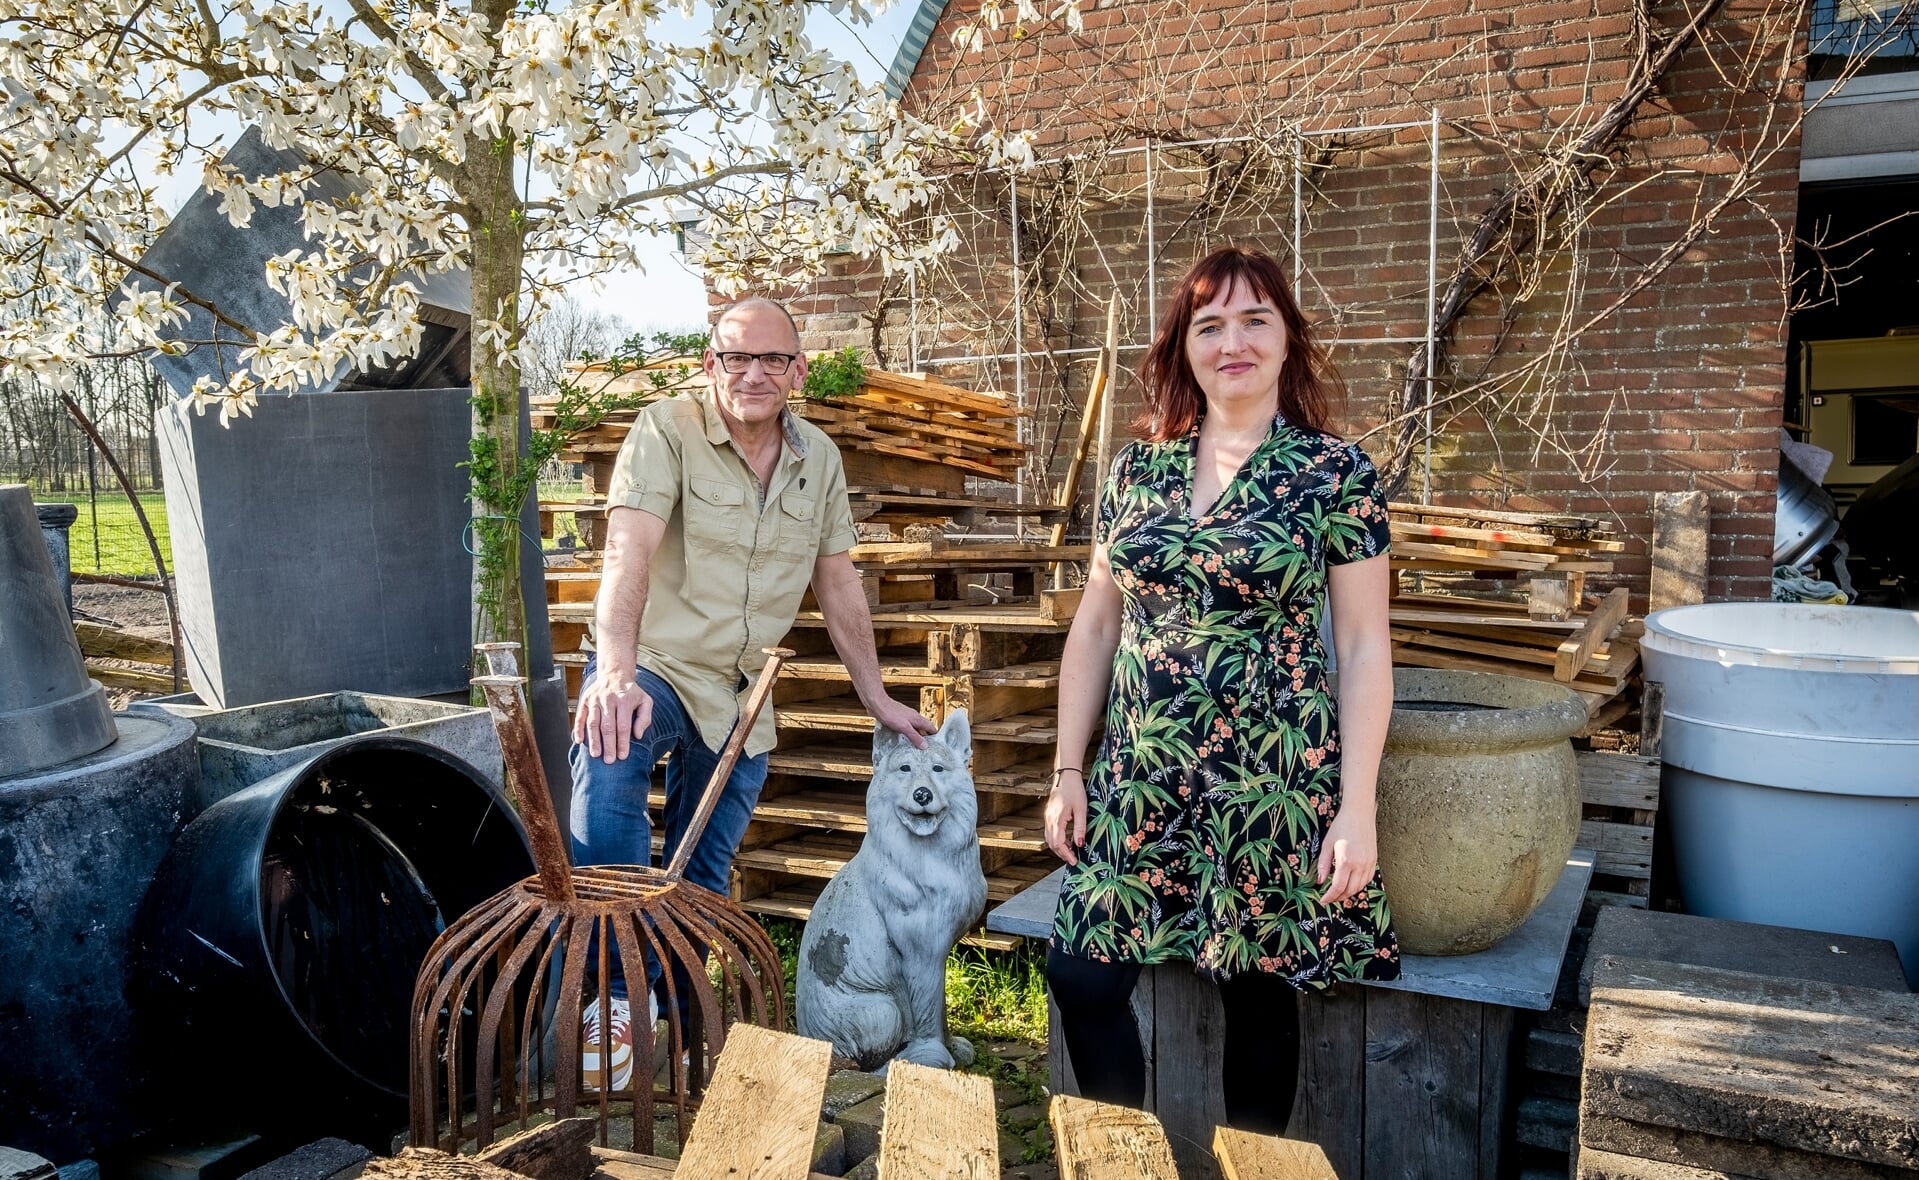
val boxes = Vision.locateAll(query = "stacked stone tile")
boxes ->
[1575,910,1918,1180]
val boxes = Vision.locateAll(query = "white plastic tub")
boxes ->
[1641,603,1919,988]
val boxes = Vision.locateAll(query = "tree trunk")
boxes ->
[463,0,530,661]
[462,169,525,656]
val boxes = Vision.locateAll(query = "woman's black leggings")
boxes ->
[1045,945,1301,1135]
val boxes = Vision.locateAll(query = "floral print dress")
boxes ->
[1051,414,1402,987]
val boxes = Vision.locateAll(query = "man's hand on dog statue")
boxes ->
[871,697,936,750]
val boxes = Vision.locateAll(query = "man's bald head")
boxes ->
[711,297,802,351]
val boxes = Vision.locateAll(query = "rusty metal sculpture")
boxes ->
[409,646,790,1151]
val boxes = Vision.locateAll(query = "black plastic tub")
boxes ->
[136,735,533,1145]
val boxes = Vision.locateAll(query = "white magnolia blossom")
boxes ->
[0,0,1069,404]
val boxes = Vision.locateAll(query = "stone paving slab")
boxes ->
[1575,1144,1760,1180]
[1579,908,1909,1007]
[1580,1112,1918,1180]
[1582,955,1919,1171]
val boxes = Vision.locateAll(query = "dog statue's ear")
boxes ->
[935,707,971,753]
[871,719,904,761]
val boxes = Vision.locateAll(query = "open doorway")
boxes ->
[1788,176,1919,603]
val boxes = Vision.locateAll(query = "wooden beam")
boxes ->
[1554,587,1631,681]
[878,1061,999,1178]
[1048,1094,1180,1178]
[74,620,174,665]
[674,1025,832,1180]
[85,662,178,693]
[1648,490,1710,612]
[477,1118,594,1180]
[1212,1126,1340,1179]
[1039,586,1083,623]
[1050,298,1120,587]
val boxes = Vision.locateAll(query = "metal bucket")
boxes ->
[1641,603,1919,987]
[1773,458,1840,567]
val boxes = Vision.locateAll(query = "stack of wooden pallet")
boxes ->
[532,363,1036,548]
[1386,502,1639,725]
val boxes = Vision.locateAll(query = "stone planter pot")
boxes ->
[1376,669,1586,956]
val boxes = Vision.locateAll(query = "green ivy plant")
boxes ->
[801,345,866,400]
[462,329,709,626]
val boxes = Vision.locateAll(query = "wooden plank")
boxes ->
[1527,573,1579,621]
[1389,607,1588,632]
[1390,625,1614,671]
[1362,990,1483,1179]
[479,1119,594,1180]
[1649,490,1710,612]
[590,1147,844,1180]
[1390,643,1629,693]
[1477,1005,1516,1180]
[1391,519,1626,553]
[1212,1127,1339,1179]
[1640,681,1665,760]
[1394,557,1614,575]
[74,621,174,665]
[1576,752,1660,810]
[85,662,178,692]
[1290,982,1366,1180]
[1048,1094,1181,1179]
[1392,540,1556,570]
[1040,587,1084,622]
[1554,587,1631,681]
[1388,501,1616,534]
[674,1025,831,1180]
[878,1061,999,1179]
[1577,820,1654,879]
[848,542,1089,565]
[1147,965,1229,1180]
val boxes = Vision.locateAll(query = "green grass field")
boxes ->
[37,492,173,578]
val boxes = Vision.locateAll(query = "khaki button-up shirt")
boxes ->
[600,391,857,757]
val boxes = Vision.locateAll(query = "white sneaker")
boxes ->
[581,996,633,1093]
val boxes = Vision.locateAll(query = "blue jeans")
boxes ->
[569,658,768,1001]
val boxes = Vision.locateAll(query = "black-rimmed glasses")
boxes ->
[714,351,798,375]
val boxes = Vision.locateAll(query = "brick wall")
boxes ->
[748,0,1806,603]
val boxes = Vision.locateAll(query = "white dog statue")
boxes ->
[796,709,986,1070]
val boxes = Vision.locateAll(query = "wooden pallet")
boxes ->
[1575,750,1659,910]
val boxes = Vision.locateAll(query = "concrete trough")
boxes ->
[131,689,500,812]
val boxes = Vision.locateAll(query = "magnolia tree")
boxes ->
[0,0,1057,653]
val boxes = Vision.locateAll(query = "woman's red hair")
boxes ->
[1135,245,1342,442]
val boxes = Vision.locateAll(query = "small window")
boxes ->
[1809,0,1919,80]
[1852,394,1919,466]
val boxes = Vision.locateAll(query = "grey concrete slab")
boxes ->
[1573,1144,1758,1180]
[157,386,552,709]
[987,849,1595,1011]
[1579,906,1910,1006]
[125,126,468,398]
[1579,1112,1916,1180]
[233,1140,370,1180]
[1583,955,1919,1171]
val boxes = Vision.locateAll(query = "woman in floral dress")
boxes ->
[1042,245,1398,1133]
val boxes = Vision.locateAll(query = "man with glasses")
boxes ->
[568,296,935,1091]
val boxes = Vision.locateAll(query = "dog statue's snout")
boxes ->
[912,786,933,807]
